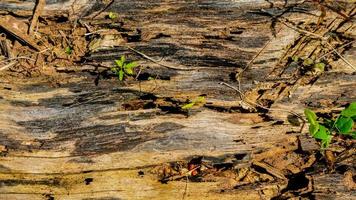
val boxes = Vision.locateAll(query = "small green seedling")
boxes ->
[65,46,73,55]
[181,96,206,110]
[291,56,326,73]
[314,62,325,72]
[302,58,314,66]
[111,55,138,81]
[108,12,118,19]
[304,102,356,150]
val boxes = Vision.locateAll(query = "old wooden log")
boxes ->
[0,0,355,199]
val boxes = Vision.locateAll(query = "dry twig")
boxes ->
[125,46,193,71]
[28,0,46,35]
[318,41,355,60]
[0,56,36,64]
[0,61,17,72]
[91,0,115,19]
[325,42,356,71]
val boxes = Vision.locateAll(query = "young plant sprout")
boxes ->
[304,102,356,150]
[181,96,206,110]
[108,12,118,19]
[65,46,73,55]
[111,55,139,81]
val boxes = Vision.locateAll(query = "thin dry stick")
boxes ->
[318,41,355,60]
[0,56,36,64]
[0,47,51,65]
[240,29,278,74]
[181,165,201,200]
[125,46,193,71]
[182,176,188,200]
[0,61,17,71]
[84,29,107,36]
[235,28,281,97]
[325,42,356,71]
[91,0,115,19]
[78,19,93,33]
[59,30,71,46]
[28,0,46,34]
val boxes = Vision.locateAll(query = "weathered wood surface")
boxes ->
[0,0,355,199]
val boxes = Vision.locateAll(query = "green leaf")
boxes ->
[352,131,356,139]
[125,67,134,75]
[108,12,117,19]
[314,62,325,71]
[194,96,205,104]
[125,61,138,69]
[341,102,356,118]
[309,123,319,136]
[292,56,299,62]
[335,116,353,134]
[115,59,123,67]
[65,46,72,55]
[120,55,126,64]
[313,125,329,140]
[111,67,117,73]
[304,109,318,125]
[181,102,195,110]
[118,70,124,81]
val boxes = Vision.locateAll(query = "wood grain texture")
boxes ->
[0,0,355,199]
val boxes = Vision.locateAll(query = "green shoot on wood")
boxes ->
[111,55,139,81]
[291,56,326,73]
[181,96,206,110]
[108,12,118,19]
[304,102,356,150]
[65,46,73,55]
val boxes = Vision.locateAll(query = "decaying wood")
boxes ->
[0,16,41,51]
[28,0,45,35]
[0,0,355,199]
